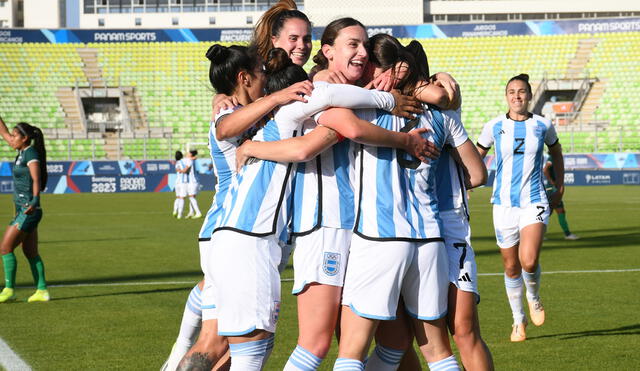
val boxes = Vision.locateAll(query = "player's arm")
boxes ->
[0,115,13,144]
[450,140,487,189]
[543,161,555,187]
[235,126,339,170]
[216,81,313,141]
[317,107,438,162]
[25,160,41,215]
[547,141,564,208]
[430,72,462,110]
[413,80,451,110]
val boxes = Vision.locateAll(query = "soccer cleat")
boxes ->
[0,288,16,303]
[192,213,202,219]
[528,299,545,326]
[185,213,194,219]
[510,321,527,342]
[564,233,580,240]
[172,211,177,217]
[27,289,50,303]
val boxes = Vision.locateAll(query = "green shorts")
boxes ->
[545,186,564,209]
[10,205,43,233]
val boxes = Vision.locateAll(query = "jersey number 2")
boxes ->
[514,138,525,155]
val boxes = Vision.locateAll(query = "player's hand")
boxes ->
[212,94,239,118]
[390,90,422,119]
[313,70,349,84]
[432,72,461,110]
[271,80,314,105]
[24,205,35,215]
[236,140,253,172]
[367,69,395,91]
[549,189,564,209]
[406,128,440,162]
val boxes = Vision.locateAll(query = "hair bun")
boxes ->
[265,48,293,74]
[206,44,229,63]
[517,73,530,82]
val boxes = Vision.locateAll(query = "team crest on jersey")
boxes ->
[323,252,341,276]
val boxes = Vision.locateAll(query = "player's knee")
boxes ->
[451,319,477,350]
[300,338,332,359]
[521,259,538,273]
[504,265,521,278]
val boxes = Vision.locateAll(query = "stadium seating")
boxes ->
[0,32,638,160]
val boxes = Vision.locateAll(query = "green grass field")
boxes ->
[0,186,638,370]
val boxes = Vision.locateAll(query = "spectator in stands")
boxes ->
[477,74,565,342]
[0,116,50,303]
[544,152,579,240]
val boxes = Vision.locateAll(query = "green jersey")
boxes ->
[13,146,40,207]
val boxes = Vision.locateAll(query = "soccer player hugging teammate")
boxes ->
[173,150,188,219]
[234,18,433,370]
[0,116,49,303]
[476,74,565,342]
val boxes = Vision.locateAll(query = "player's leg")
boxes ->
[188,195,202,219]
[285,228,349,370]
[397,347,422,371]
[21,227,49,302]
[368,302,414,371]
[556,205,578,240]
[334,306,378,370]
[519,220,546,327]
[447,285,493,371]
[0,225,27,302]
[412,318,459,371]
[178,318,229,371]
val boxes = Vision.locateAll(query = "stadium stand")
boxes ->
[0,32,639,160]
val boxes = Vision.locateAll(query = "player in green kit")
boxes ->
[0,116,49,303]
[543,153,579,240]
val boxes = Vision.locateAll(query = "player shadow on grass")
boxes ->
[45,286,190,302]
[526,323,640,340]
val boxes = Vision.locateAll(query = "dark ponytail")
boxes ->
[367,33,423,96]
[15,122,47,191]
[205,44,261,95]
[264,48,308,94]
[405,40,430,81]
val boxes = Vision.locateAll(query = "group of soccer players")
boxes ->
[173,149,203,219]
[158,1,569,370]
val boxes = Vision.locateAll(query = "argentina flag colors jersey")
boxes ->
[435,146,470,218]
[353,106,468,241]
[477,113,558,208]
[198,106,260,240]
[176,159,189,184]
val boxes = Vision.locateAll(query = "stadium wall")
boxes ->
[0,154,637,194]
[2,16,640,44]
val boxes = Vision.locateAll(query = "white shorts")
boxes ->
[209,230,282,336]
[441,208,479,298]
[187,182,199,196]
[402,241,450,321]
[199,240,218,321]
[492,204,550,249]
[291,227,351,294]
[175,182,188,198]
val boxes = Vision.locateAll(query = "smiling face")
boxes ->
[271,17,312,67]
[322,25,369,83]
[506,79,532,116]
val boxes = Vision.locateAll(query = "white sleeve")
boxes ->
[214,106,238,126]
[289,83,394,124]
[477,121,495,149]
[544,121,559,146]
[444,110,469,147]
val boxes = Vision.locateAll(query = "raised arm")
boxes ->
[216,80,314,141]
[236,126,339,170]
[317,107,437,162]
[0,115,13,144]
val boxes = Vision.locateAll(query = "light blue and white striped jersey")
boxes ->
[288,83,397,235]
[353,106,468,241]
[215,83,396,237]
[435,146,469,218]
[186,157,198,185]
[198,105,260,240]
[477,113,558,207]
[175,159,189,184]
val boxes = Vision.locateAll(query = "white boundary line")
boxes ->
[0,337,32,371]
[28,268,637,288]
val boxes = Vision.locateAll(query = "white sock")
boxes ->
[229,335,274,371]
[189,197,201,215]
[428,355,459,371]
[334,358,365,371]
[522,265,541,302]
[187,202,194,216]
[504,273,526,324]
[177,198,184,217]
[365,345,404,371]
[164,285,202,371]
[284,345,323,371]
[173,199,179,213]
